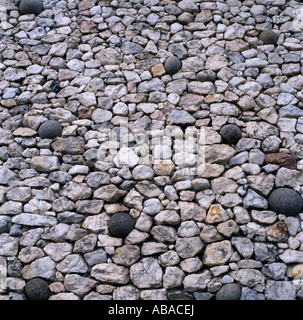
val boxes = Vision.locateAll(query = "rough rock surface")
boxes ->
[0,0,303,301]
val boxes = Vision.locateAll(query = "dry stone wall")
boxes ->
[0,0,303,300]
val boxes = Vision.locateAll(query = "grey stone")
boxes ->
[203,240,233,266]
[130,258,163,289]
[19,0,43,16]
[38,120,62,139]
[21,257,56,280]
[216,283,241,300]
[165,56,182,75]
[265,280,296,300]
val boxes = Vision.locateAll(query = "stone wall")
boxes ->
[0,0,303,300]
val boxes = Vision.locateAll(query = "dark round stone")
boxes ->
[108,212,136,238]
[38,120,63,139]
[25,278,50,300]
[219,124,242,145]
[268,188,303,216]
[216,283,241,300]
[197,70,217,82]
[19,0,44,16]
[259,30,278,45]
[164,56,182,75]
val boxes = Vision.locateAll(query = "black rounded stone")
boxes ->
[268,188,303,216]
[164,56,182,75]
[108,212,136,238]
[219,124,242,145]
[216,283,241,300]
[25,278,50,300]
[259,30,278,45]
[19,0,44,16]
[38,120,63,139]
[197,70,217,82]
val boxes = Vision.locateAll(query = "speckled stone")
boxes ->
[219,124,242,145]
[25,278,50,300]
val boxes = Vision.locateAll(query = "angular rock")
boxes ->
[60,182,92,201]
[21,257,56,280]
[265,280,296,300]
[0,234,18,256]
[94,184,127,202]
[203,240,233,266]
[130,258,163,289]
[31,156,60,172]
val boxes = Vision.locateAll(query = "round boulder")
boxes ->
[219,124,242,145]
[164,56,182,75]
[216,283,241,300]
[25,278,50,300]
[259,30,278,45]
[268,188,303,216]
[19,0,44,16]
[38,120,63,139]
[108,212,136,238]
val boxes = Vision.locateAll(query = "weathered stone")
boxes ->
[130,258,163,289]
[51,137,85,155]
[94,184,127,202]
[22,257,56,280]
[216,283,241,300]
[60,182,92,201]
[183,270,212,292]
[203,240,233,266]
[179,201,206,222]
[175,237,204,259]
[0,234,18,256]
[64,274,97,297]
[265,153,296,169]
[95,47,122,65]
[12,214,57,227]
[265,280,296,300]
[31,156,60,172]
[56,254,88,274]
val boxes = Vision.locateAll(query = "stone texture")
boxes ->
[1,0,303,301]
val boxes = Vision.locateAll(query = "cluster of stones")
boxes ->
[1,0,303,301]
